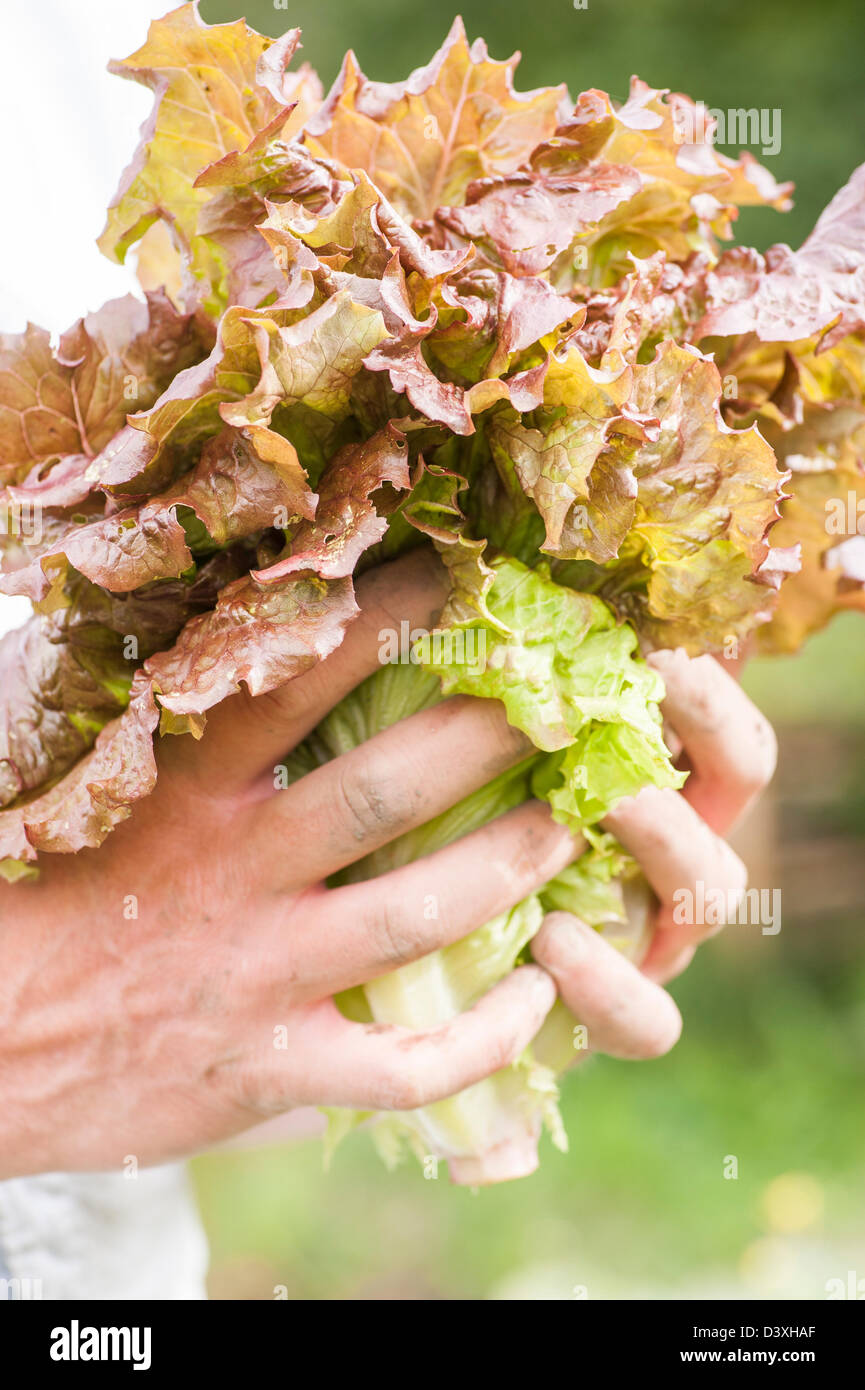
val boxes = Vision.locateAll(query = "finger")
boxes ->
[647,648,777,833]
[603,785,747,913]
[604,785,748,977]
[532,911,682,1059]
[168,546,450,792]
[252,694,534,885]
[640,931,697,986]
[294,802,581,996]
[257,968,557,1111]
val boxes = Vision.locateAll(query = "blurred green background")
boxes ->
[190,0,865,1298]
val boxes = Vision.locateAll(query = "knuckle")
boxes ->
[481,701,532,760]
[507,833,547,892]
[442,694,529,763]
[694,841,748,937]
[224,1053,281,1119]
[376,1062,428,1111]
[375,898,425,968]
[534,911,588,970]
[536,908,578,946]
[359,551,447,632]
[664,651,718,714]
[252,685,292,728]
[484,1029,515,1076]
[499,818,575,901]
[524,819,574,882]
[336,757,403,842]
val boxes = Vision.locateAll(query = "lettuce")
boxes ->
[3,1,862,1176]
[283,559,678,1176]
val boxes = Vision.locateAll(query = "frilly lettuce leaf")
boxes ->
[486,344,640,561]
[304,17,566,221]
[0,292,212,490]
[720,336,865,655]
[144,570,358,727]
[0,502,193,606]
[0,613,131,810]
[425,268,577,382]
[690,165,865,649]
[696,162,865,347]
[484,336,785,652]
[628,341,782,569]
[220,292,390,428]
[438,79,791,290]
[0,672,159,878]
[417,554,683,819]
[1,425,314,606]
[141,425,414,727]
[755,467,865,652]
[98,2,316,313]
[252,425,411,582]
[261,170,468,286]
[91,291,388,495]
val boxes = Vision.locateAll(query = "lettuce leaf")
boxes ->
[304,18,566,221]
[691,164,865,649]
[0,292,212,491]
[438,80,790,291]
[98,1,307,314]
[0,673,159,879]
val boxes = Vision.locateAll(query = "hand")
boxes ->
[0,551,602,1177]
[0,550,774,1178]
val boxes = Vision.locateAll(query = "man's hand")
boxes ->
[0,550,775,1178]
